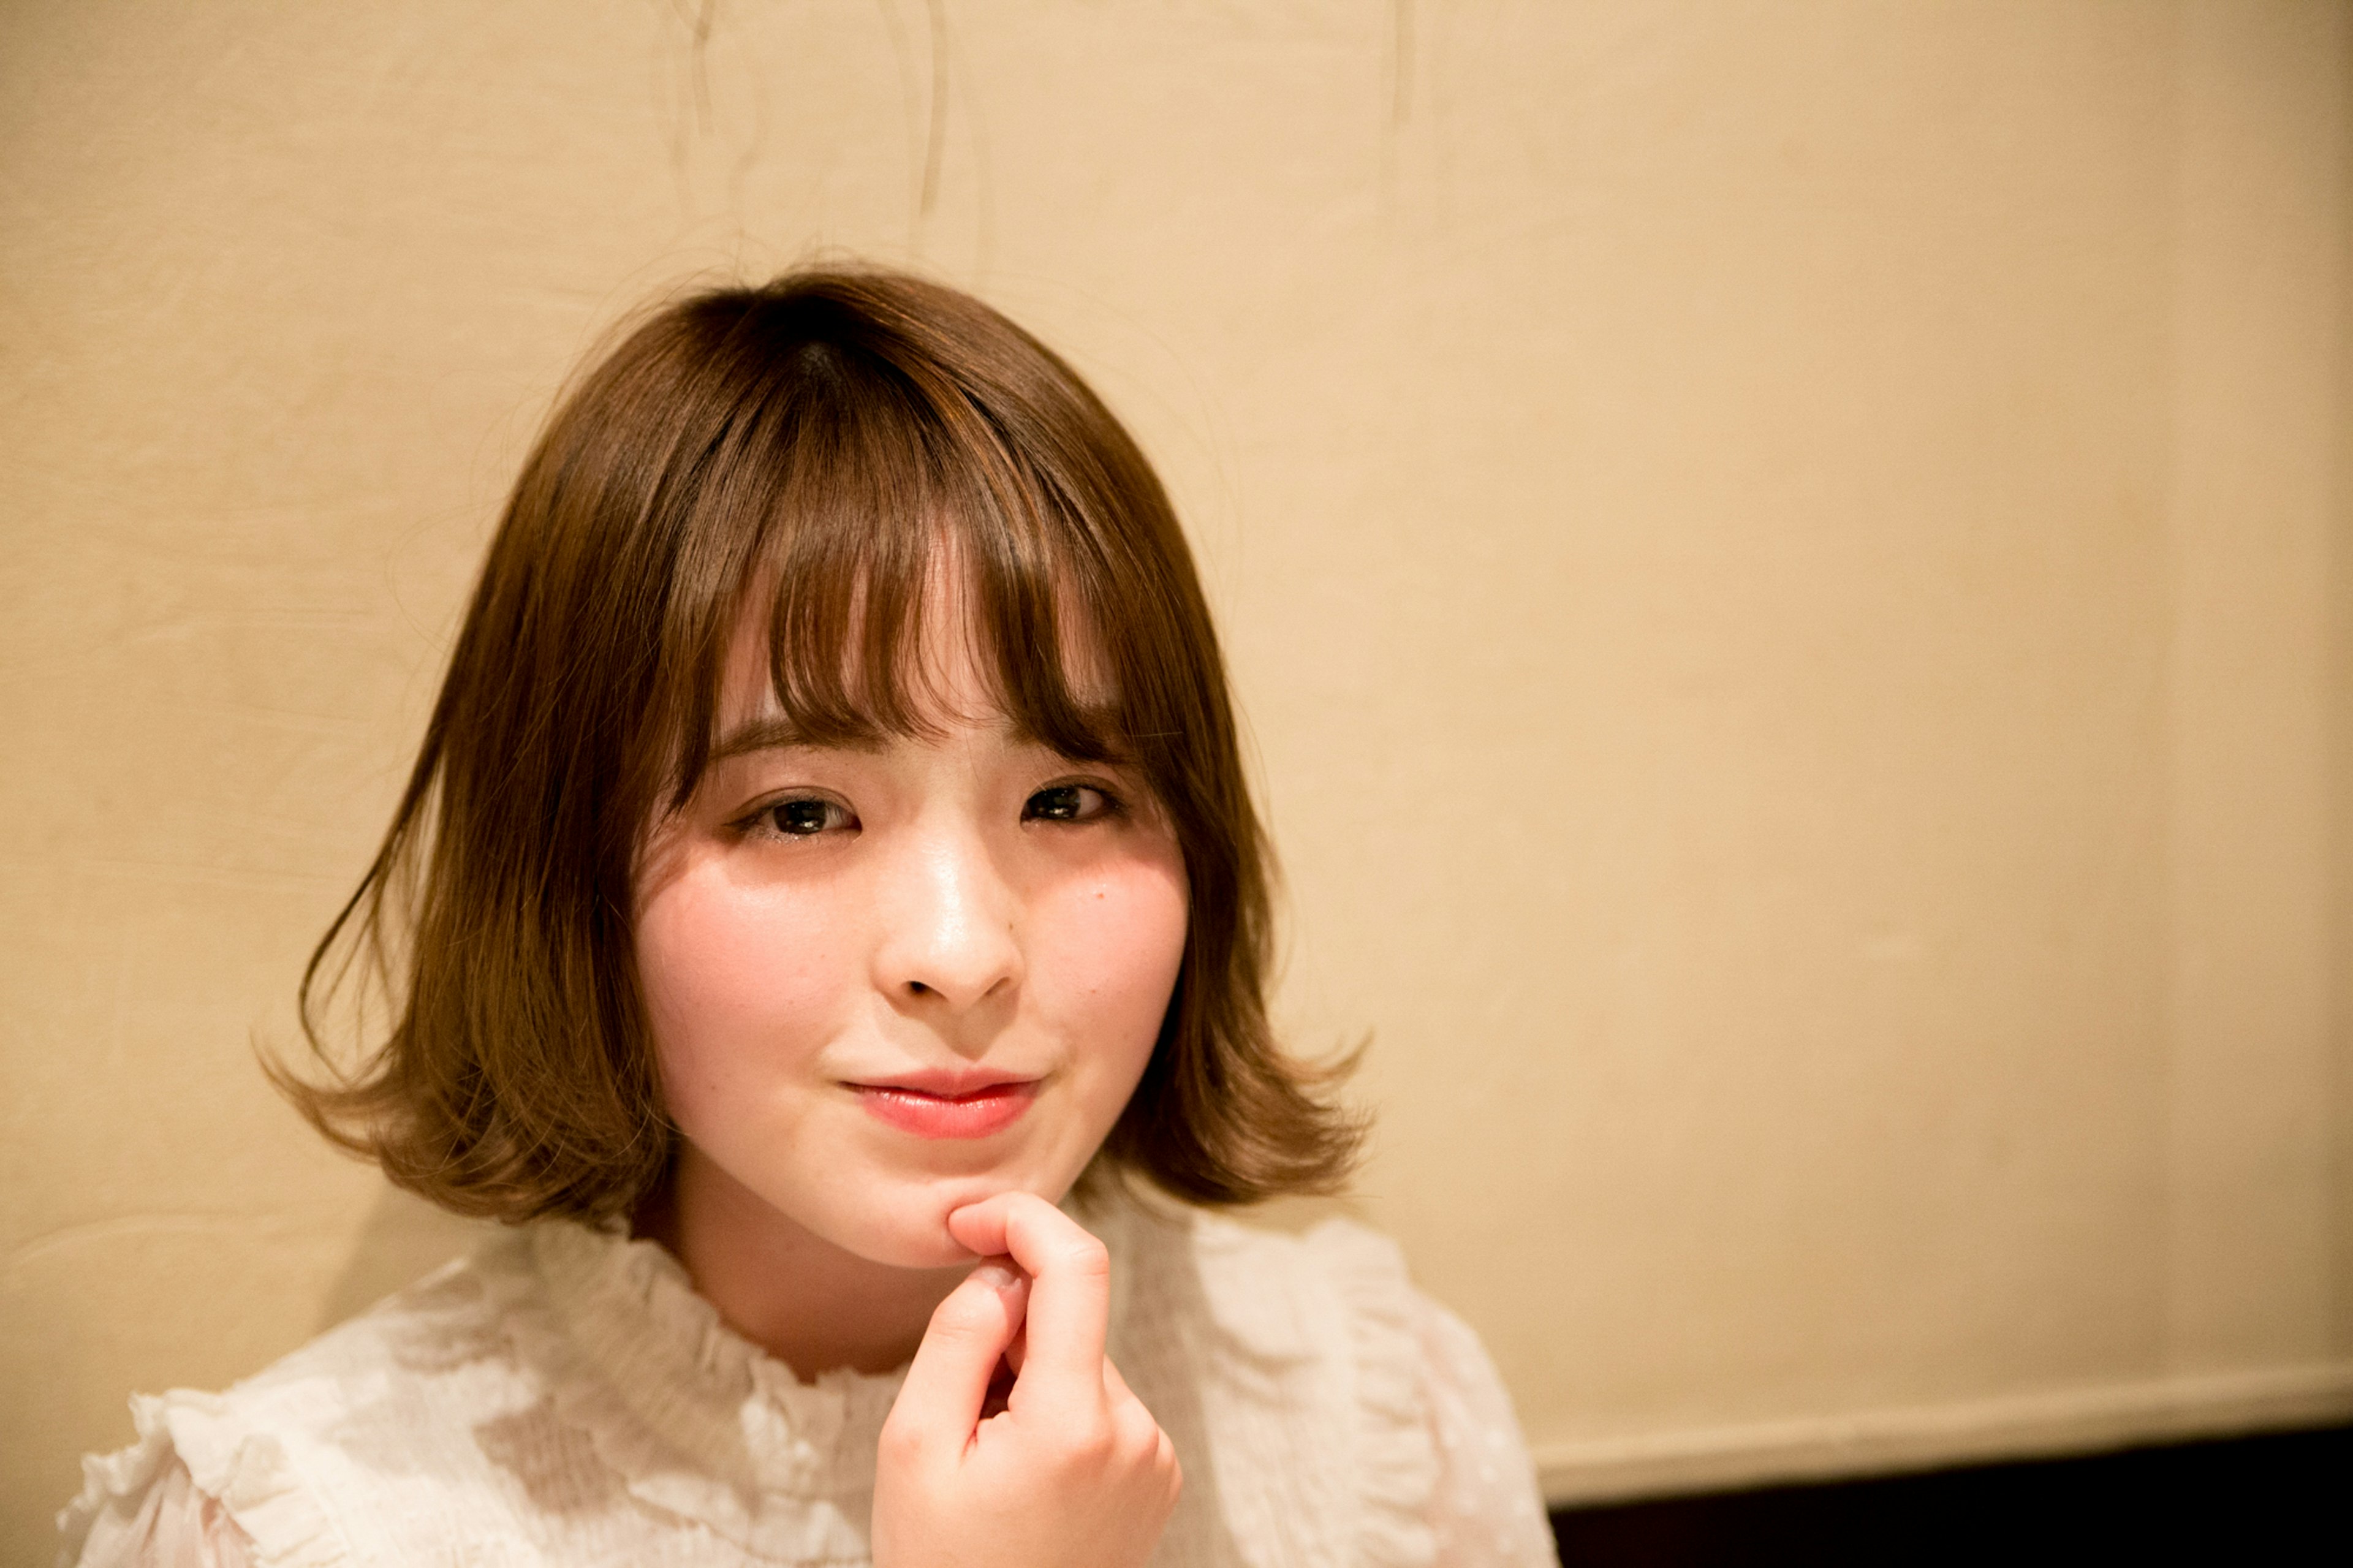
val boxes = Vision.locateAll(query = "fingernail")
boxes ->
[969,1260,1021,1292]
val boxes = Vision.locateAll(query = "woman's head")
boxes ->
[285,267,1358,1236]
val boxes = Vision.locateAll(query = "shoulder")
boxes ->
[1111,1192,1436,1394]
[1101,1187,1419,1350]
[1100,1192,1558,1568]
[58,1233,547,1568]
[1099,1195,1442,1568]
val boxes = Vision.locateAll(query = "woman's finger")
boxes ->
[947,1194,1110,1407]
[890,1258,1029,1448]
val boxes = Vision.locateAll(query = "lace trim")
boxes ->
[59,1199,1454,1568]
[56,1392,350,1568]
[474,1224,902,1562]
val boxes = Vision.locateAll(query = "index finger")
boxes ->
[947,1192,1109,1402]
[889,1259,1029,1452]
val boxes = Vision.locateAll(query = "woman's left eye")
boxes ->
[1023,784,1117,824]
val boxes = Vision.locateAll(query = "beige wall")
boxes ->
[5,0,2349,1545]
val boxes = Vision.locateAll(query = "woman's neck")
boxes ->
[635,1147,968,1381]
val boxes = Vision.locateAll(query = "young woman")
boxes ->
[61,269,1558,1567]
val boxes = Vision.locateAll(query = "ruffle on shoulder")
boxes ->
[474,1224,898,1562]
[57,1392,349,1568]
[1180,1208,1441,1568]
[1304,1221,1441,1568]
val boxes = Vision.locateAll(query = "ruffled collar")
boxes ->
[491,1222,909,1559]
[496,1194,1143,1560]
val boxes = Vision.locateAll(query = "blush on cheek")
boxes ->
[635,873,847,1111]
[1042,865,1189,1050]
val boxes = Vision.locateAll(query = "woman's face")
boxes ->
[634,588,1188,1270]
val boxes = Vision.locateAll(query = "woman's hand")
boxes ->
[872,1192,1181,1568]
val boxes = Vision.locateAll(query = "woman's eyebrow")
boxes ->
[707,715,886,762]
[1003,701,1131,745]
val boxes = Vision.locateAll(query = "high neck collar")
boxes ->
[530,1221,908,1504]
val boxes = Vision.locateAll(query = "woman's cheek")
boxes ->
[1053,858,1190,1070]
[638,868,848,1103]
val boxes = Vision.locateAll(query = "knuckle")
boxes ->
[1061,1234,1111,1279]
[926,1288,996,1339]
[1061,1417,1116,1471]
[876,1415,926,1468]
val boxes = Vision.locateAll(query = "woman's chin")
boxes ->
[863,1230,983,1271]
[852,1172,1052,1269]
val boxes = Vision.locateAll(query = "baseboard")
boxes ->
[1534,1361,2353,1507]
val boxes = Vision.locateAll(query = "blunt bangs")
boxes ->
[651,318,1158,819]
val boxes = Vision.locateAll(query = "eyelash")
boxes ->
[1023,782,1124,825]
[742,796,855,839]
[732,782,1125,840]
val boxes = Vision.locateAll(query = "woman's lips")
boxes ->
[854,1081,1037,1140]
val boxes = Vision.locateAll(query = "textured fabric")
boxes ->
[1415,1303,1559,1567]
[54,1437,257,1568]
[59,1191,1555,1568]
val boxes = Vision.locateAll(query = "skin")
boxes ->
[632,580,1186,1562]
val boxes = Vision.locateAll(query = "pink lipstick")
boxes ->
[854,1078,1037,1140]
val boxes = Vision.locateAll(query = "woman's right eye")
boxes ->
[757,797,854,837]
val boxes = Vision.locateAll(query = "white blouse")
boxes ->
[59,1191,1557,1567]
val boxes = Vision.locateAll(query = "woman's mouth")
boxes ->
[852,1079,1038,1140]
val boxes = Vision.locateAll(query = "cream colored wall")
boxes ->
[4,0,2349,1547]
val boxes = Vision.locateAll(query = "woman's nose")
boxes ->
[873,825,1023,1013]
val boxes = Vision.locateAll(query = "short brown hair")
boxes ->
[278,267,1360,1223]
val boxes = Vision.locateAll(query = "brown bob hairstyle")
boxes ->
[279,266,1360,1224]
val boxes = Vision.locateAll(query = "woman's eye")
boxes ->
[1024,784,1116,824]
[760,797,853,836]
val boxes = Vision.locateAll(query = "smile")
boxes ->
[852,1080,1039,1140]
